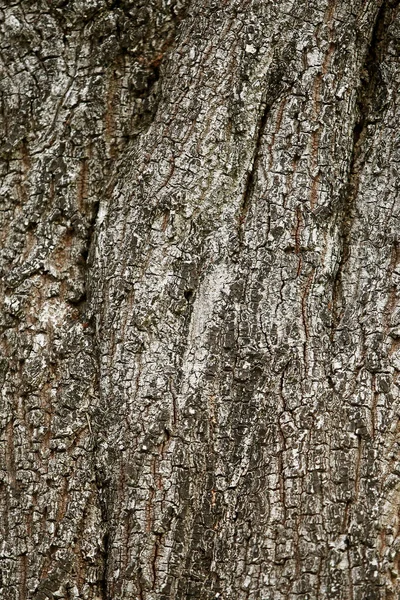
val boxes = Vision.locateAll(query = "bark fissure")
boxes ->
[237,98,273,242]
[331,0,389,330]
[100,532,110,600]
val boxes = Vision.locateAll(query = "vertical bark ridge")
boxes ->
[0,2,189,599]
[331,0,389,331]
[90,1,400,598]
[329,2,400,596]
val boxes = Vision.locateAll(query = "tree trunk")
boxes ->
[1,1,400,598]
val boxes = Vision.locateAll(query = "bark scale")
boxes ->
[1,1,400,599]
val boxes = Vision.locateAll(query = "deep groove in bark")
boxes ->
[237,57,295,246]
[331,0,389,330]
[237,98,272,243]
[85,200,100,265]
[100,532,110,600]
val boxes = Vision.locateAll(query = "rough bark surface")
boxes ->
[1,1,400,599]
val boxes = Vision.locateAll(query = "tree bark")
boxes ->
[1,1,400,598]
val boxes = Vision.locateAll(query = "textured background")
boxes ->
[1,1,400,598]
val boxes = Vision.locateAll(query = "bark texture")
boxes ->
[1,1,400,599]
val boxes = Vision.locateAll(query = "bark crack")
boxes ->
[100,532,110,600]
[83,200,100,268]
[237,98,272,244]
[331,0,390,330]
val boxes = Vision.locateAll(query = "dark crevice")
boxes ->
[68,291,87,307]
[80,248,89,262]
[84,200,100,267]
[67,201,100,310]
[331,0,390,331]
[237,98,272,245]
[100,532,110,600]
[235,46,296,249]
[134,65,160,99]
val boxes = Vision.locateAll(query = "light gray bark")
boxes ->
[1,1,400,599]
